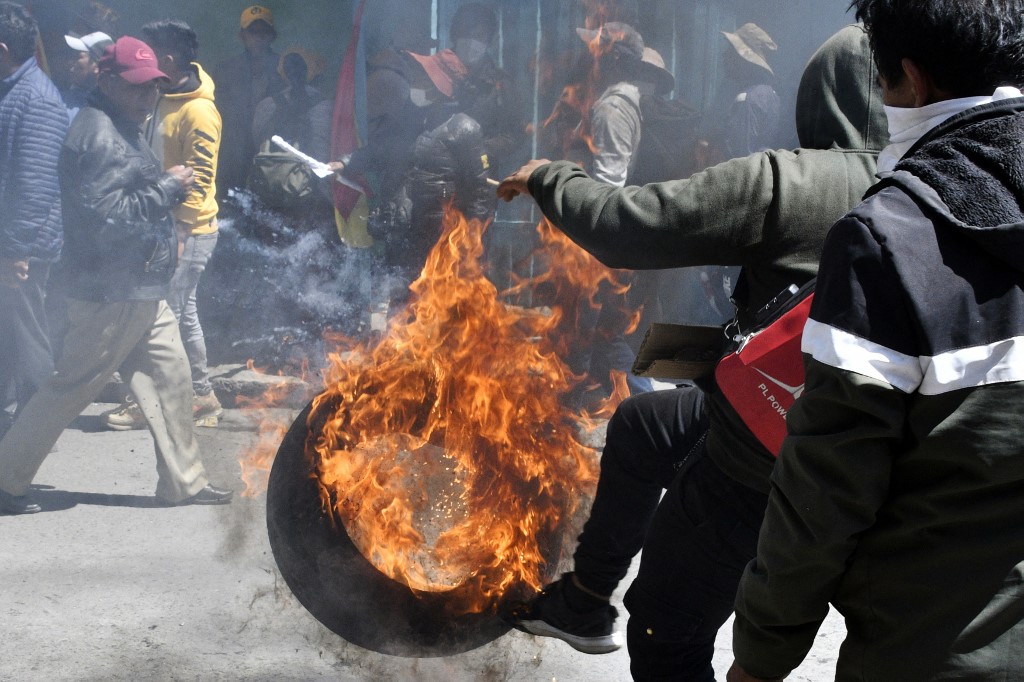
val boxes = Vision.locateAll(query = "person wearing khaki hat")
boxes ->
[211,5,284,198]
[721,22,777,77]
[548,22,656,420]
[699,22,782,164]
[572,21,647,187]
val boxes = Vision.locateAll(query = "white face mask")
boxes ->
[454,38,489,66]
[409,88,431,108]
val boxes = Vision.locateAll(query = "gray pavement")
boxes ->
[0,401,844,681]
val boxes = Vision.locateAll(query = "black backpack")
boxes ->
[628,95,700,186]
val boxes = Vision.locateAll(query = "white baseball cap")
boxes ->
[65,31,114,60]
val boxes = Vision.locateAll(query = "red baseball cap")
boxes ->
[97,36,169,84]
[405,49,467,98]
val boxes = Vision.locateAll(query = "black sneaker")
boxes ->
[174,485,233,506]
[507,575,623,654]
[0,489,41,515]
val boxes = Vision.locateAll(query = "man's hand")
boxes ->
[167,165,195,190]
[176,222,191,259]
[328,161,345,176]
[0,258,29,287]
[496,159,551,202]
[725,661,784,682]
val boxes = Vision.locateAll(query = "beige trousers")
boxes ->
[0,299,208,503]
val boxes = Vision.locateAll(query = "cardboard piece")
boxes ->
[631,323,726,381]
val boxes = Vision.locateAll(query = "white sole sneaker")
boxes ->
[515,617,624,654]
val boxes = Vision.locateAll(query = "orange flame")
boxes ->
[237,360,314,497]
[241,202,640,613]
[239,417,287,498]
[306,207,610,613]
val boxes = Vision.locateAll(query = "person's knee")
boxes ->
[625,590,717,682]
[602,404,650,478]
[606,392,659,442]
[603,392,682,481]
[606,398,636,440]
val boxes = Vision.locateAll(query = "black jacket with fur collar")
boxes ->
[734,97,1024,680]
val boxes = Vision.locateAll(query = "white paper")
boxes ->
[270,135,364,193]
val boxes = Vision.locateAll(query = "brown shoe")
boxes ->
[101,399,145,431]
[193,391,223,427]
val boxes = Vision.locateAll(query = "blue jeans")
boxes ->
[567,279,652,409]
[167,232,218,395]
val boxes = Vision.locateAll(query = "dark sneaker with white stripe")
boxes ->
[507,575,623,654]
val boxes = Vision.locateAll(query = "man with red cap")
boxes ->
[0,36,233,515]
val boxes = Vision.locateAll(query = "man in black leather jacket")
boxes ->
[0,36,232,515]
[365,51,493,310]
[404,109,493,261]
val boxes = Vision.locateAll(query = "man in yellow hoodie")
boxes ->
[102,19,223,430]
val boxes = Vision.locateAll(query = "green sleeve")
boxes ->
[525,155,779,270]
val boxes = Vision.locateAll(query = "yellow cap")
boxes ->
[240,5,274,30]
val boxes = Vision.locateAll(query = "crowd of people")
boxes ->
[2,0,1024,680]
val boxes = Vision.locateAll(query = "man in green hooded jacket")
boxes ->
[497,25,888,679]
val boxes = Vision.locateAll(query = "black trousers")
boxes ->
[572,385,769,680]
[0,259,53,417]
[624,442,768,681]
[574,385,709,596]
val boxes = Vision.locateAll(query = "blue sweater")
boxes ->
[0,57,68,262]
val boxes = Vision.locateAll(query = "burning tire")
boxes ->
[262,208,605,656]
[266,401,514,657]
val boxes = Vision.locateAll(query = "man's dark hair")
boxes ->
[74,1,118,35]
[0,1,38,64]
[141,18,199,66]
[850,0,1024,96]
[450,3,497,42]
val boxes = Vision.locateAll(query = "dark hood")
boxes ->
[891,99,1024,272]
[795,24,887,152]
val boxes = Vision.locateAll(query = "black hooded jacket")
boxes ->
[733,98,1024,680]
